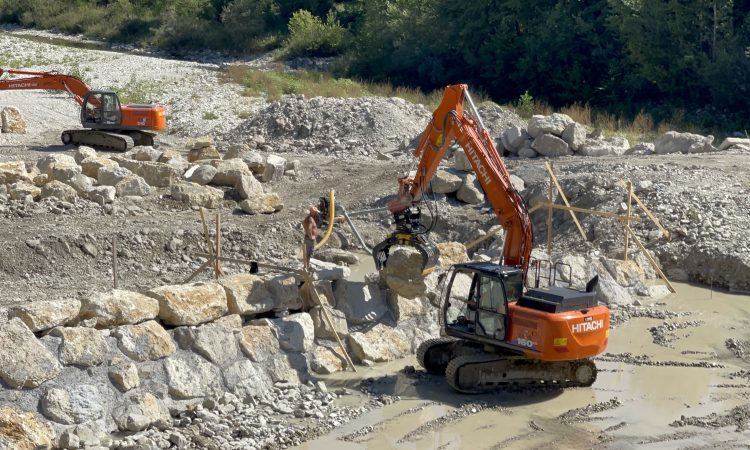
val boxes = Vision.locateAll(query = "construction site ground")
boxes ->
[1,28,750,449]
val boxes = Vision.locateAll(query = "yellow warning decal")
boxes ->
[553,338,568,347]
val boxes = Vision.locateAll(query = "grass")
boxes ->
[202,111,218,120]
[115,76,160,104]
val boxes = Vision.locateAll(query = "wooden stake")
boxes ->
[531,202,642,221]
[623,223,676,293]
[545,161,587,241]
[303,272,356,372]
[215,213,224,277]
[617,180,671,240]
[184,260,211,283]
[624,180,633,261]
[112,236,119,289]
[199,208,220,278]
[547,165,553,257]
[464,225,503,251]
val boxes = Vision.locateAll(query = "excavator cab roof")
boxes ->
[451,262,524,279]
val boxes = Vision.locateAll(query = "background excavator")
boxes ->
[373,84,610,393]
[0,68,165,151]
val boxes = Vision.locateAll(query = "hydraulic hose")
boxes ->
[315,190,335,250]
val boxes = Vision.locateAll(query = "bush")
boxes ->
[286,10,349,56]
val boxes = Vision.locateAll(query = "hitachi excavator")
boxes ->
[374,84,610,393]
[0,68,165,151]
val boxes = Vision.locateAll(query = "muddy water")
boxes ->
[303,283,750,449]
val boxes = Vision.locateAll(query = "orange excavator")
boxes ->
[374,84,610,393]
[0,68,166,151]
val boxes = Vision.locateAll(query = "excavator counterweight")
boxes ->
[0,68,165,150]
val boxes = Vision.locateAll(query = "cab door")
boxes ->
[81,92,122,128]
[474,275,508,341]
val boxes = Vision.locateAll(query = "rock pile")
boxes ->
[0,138,295,215]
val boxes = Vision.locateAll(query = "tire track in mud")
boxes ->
[338,401,438,443]
[596,352,724,368]
[396,403,510,444]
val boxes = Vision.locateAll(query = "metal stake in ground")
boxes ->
[112,236,119,289]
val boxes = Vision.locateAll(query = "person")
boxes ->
[302,206,319,272]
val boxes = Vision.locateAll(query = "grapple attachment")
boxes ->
[372,206,439,275]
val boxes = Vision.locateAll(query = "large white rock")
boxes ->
[219,273,274,315]
[210,158,251,186]
[532,133,572,157]
[115,174,151,197]
[237,325,280,362]
[74,146,97,164]
[527,113,574,138]
[578,137,630,156]
[80,289,159,328]
[186,164,217,185]
[164,353,223,399]
[501,125,529,152]
[236,174,263,199]
[310,305,348,340]
[267,274,302,311]
[40,385,104,425]
[113,320,176,361]
[191,325,240,366]
[260,154,287,182]
[333,279,388,324]
[81,157,118,178]
[88,186,116,204]
[51,326,108,367]
[171,182,224,209]
[8,298,81,332]
[131,146,163,162]
[0,318,61,388]
[348,323,411,362]
[8,181,40,201]
[1,106,27,133]
[717,137,750,151]
[272,313,314,353]
[148,281,228,326]
[561,122,588,151]
[97,166,132,186]
[130,161,181,188]
[594,273,634,306]
[453,148,473,171]
[0,161,33,184]
[111,392,170,432]
[63,174,95,196]
[431,169,463,194]
[223,360,271,400]
[41,180,77,202]
[310,258,351,281]
[654,131,715,154]
[38,154,81,182]
[381,246,428,299]
[239,193,284,214]
[456,173,485,204]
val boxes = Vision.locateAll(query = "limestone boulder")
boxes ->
[437,242,469,268]
[272,313,314,353]
[40,385,104,424]
[148,281,228,326]
[388,293,427,322]
[579,137,630,156]
[219,273,274,315]
[131,146,163,162]
[97,166,132,186]
[456,173,485,204]
[223,360,271,400]
[0,161,33,184]
[80,289,159,328]
[185,164,217,185]
[561,122,588,151]
[41,180,77,202]
[453,148,472,171]
[310,258,351,281]
[225,147,265,173]
[88,186,116,204]
[164,352,223,399]
[501,125,529,153]
[310,305,348,340]
[171,182,224,209]
[210,158,251,186]
[718,137,750,151]
[0,406,54,450]
[1,106,27,133]
[333,279,388,324]
[191,325,240,366]
[236,174,263,199]
[63,173,95,196]
[74,146,97,164]
[518,146,539,158]
[532,133,572,157]
[594,274,634,306]
[51,327,108,367]
[188,140,220,162]
[109,363,140,392]
[113,320,176,361]
[431,169,463,194]
[0,318,61,388]
[654,131,715,154]
[8,298,81,332]
[381,246,427,299]
[348,323,411,362]
[131,161,181,187]
[237,325,280,362]
[115,174,151,197]
[310,345,346,375]
[239,193,284,214]
[81,157,118,178]
[38,154,81,183]
[527,113,574,138]
[260,154,286,182]
[112,393,170,432]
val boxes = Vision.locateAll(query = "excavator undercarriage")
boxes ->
[61,129,155,151]
[417,338,597,394]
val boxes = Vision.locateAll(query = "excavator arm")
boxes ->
[0,68,91,105]
[376,84,533,274]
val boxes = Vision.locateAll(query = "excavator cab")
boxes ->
[443,263,523,345]
[81,91,122,128]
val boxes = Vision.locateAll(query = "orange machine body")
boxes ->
[120,104,166,131]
